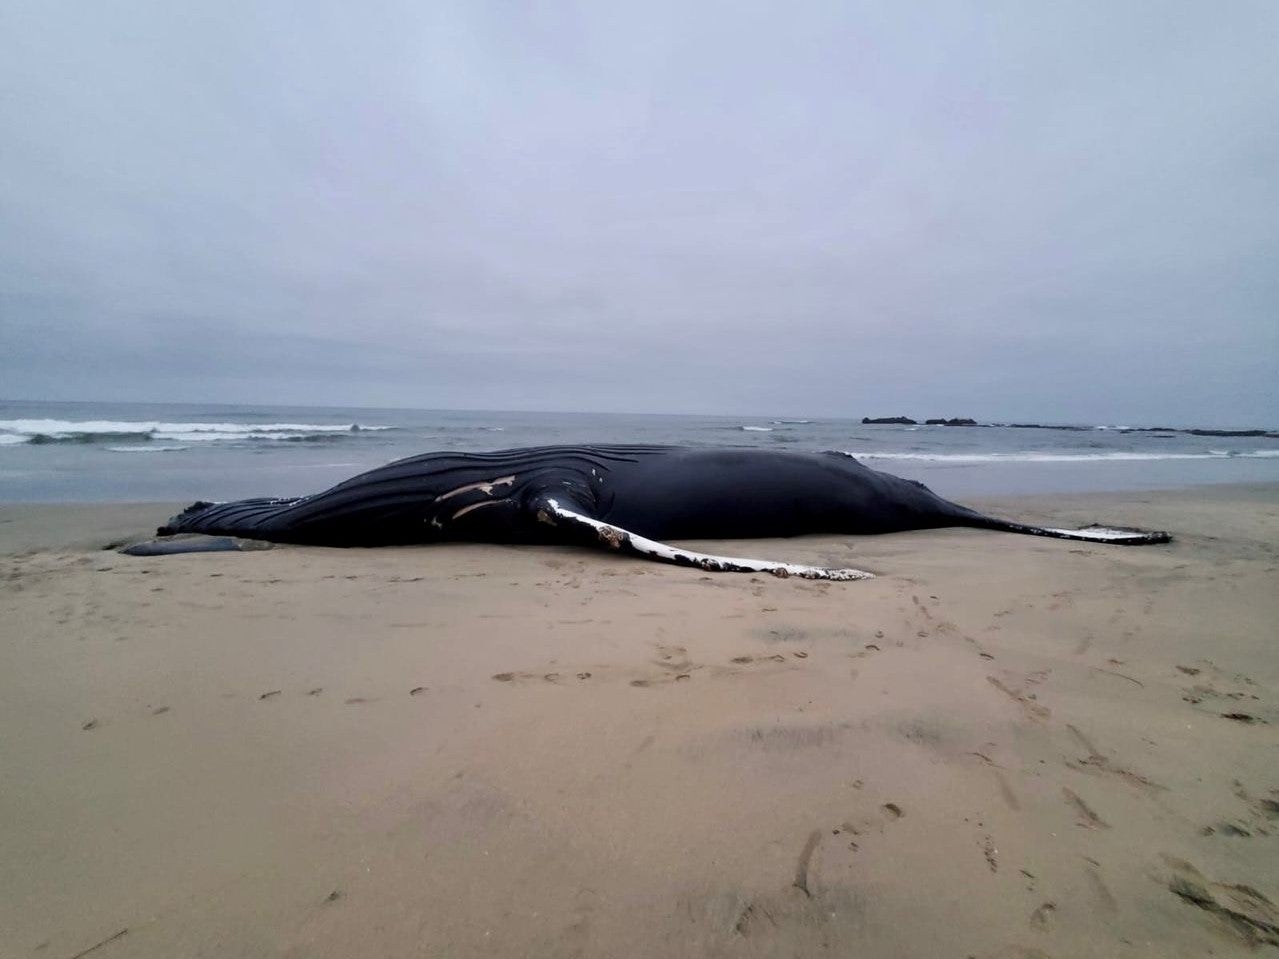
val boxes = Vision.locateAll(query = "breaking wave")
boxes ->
[848,450,1279,463]
[105,444,193,453]
[0,418,393,446]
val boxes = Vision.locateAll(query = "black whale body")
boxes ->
[140,446,1171,579]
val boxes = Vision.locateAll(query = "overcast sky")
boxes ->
[2,2,1276,424]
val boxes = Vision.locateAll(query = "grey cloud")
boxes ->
[2,1,1276,424]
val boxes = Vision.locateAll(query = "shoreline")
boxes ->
[2,484,1277,956]
[3,403,1278,504]
[4,395,1276,433]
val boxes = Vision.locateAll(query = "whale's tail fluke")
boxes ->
[963,515,1171,545]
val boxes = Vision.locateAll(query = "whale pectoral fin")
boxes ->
[1035,524,1171,545]
[536,498,874,581]
[120,535,275,556]
[969,517,1172,545]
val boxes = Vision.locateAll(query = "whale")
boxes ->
[121,445,1172,580]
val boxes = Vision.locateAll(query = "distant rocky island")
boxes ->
[860,416,980,427]
[858,417,1277,438]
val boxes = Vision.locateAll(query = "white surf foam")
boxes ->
[0,418,392,444]
[741,426,773,432]
[165,431,316,442]
[105,444,192,453]
[845,450,1279,463]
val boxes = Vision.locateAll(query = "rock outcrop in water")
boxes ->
[862,416,917,425]
[925,418,978,427]
[1003,423,1092,431]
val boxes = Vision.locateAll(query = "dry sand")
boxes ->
[1,485,1277,958]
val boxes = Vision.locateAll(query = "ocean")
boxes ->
[1,399,1276,503]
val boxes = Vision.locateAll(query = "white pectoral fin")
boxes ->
[539,499,873,581]
[1038,525,1171,544]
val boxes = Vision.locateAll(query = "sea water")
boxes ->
[1,399,1276,502]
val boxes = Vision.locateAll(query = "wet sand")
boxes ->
[1,485,1277,957]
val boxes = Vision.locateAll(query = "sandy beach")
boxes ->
[2,484,1277,958]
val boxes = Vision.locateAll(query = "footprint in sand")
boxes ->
[987,675,1051,722]
[1029,901,1056,930]
[652,644,694,673]
[910,594,934,621]
[630,673,692,687]
[1207,782,1279,839]
[1065,723,1165,793]
[1202,822,1253,838]
[980,834,999,872]
[1084,864,1118,915]
[1162,855,1279,948]
[622,645,704,687]
[1062,786,1110,829]
[995,771,1022,811]
[1177,661,1264,716]
[492,670,597,685]
[822,800,907,855]
[729,654,789,666]
[792,830,822,897]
